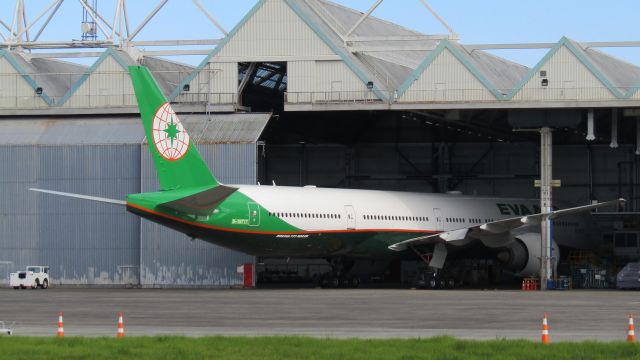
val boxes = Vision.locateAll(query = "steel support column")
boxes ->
[539,127,553,290]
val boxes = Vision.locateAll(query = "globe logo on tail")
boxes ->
[152,102,190,161]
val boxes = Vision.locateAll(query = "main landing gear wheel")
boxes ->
[428,277,438,289]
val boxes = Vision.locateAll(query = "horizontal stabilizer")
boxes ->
[29,188,126,206]
[389,198,625,251]
[158,185,238,216]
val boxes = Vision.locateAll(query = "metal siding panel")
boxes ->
[0,58,18,108]
[63,57,134,108]
[315,61,368,91]
[288,61,314,94]
[215,0,334,59]
[514,46,617,101]
[0,57,48,109]
[139,143,255,287]
[175,62,238,104]
[0,144,140,286]
[311,60,374,102]
[0,118,145,145]
[399,48,495,102]
[180,113,269,143]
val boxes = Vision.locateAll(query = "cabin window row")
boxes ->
[268,212,342,219]
[447,218,495,224]
[555,221,577,227]
[363,215,428,222]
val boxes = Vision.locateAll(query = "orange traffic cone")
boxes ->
[117,312,124,338]
[541,312,550,344]
[57,312,64,337]
[628,314,636,343]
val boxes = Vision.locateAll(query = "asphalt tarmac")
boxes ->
[1,288,638,341]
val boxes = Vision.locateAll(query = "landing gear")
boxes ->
[421,270,458,290]
[316,258,361,288]
[410,245,459,290]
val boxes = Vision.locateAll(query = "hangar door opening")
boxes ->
[238,62,287,113]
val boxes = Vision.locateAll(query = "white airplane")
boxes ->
[31,66,624,287]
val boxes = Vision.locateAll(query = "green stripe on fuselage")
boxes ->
[127,189,426,257]
[127,190,300,233]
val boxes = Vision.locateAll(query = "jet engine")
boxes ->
[496,233,559,277]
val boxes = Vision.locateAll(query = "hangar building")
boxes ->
[0,0,638,287]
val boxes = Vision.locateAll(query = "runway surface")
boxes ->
[1,288,639,340]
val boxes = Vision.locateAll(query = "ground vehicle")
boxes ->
[9,266,49,289]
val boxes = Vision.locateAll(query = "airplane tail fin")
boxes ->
[129,66,219,190]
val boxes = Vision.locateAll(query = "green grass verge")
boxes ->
[1,336,639,360]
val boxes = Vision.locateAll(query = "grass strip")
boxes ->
[1,336,640,360]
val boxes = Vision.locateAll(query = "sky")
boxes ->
[5,0,640,67]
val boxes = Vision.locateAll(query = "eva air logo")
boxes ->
[152,102,190,161]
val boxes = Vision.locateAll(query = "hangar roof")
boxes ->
[144,57,195,97]
[0,113,270,145]
[179,113,271,144]
[582,48,640,93]
[0,0,638,111]
[285,0,640,100]
[290,0,533,95]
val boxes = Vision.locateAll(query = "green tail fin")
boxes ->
[129,66,219,190]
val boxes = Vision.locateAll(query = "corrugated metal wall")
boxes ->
[62,56,136,108]
[513,46,617,102]
[288,61,314,94]
[399,48,496,103]
[215,0,334,60]
[0,114,265,287]
[176,62,238,104]
[0,144,141,286]
[0,57,48,109]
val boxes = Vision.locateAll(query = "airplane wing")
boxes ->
[388,198,625,251]
[29,188,126,205]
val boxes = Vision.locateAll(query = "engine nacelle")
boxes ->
[496,233,559,277]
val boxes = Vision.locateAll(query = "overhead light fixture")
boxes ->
[182,84,190,92]
[35,87,43,95]
[366,81,374,90]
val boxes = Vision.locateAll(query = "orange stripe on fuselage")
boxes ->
[126,202,438,236]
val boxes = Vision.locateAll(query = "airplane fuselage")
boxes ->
[127,185,588,258]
